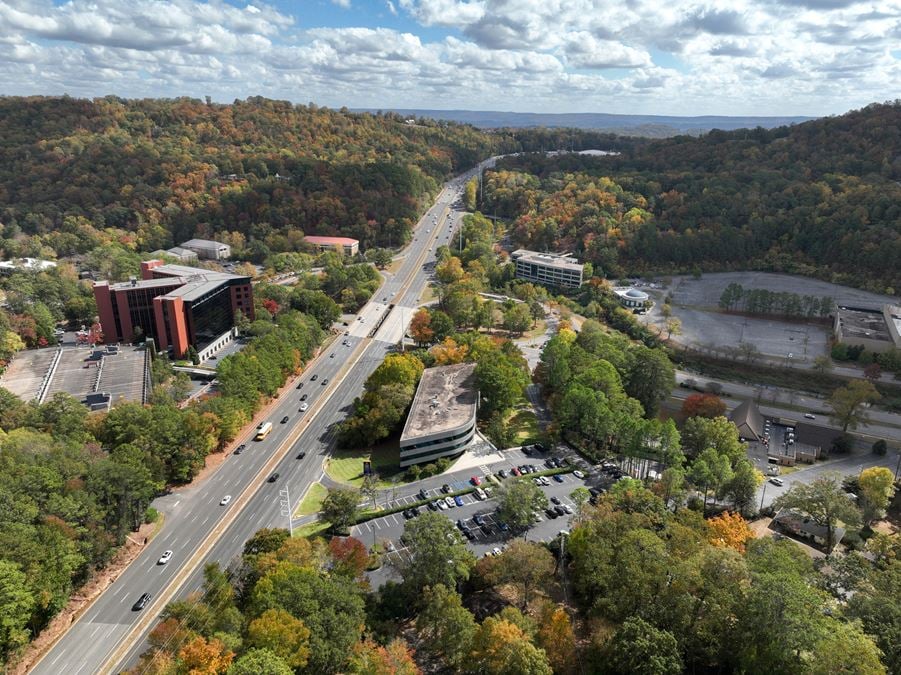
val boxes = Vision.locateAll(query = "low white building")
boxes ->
[0,258,57,275]
[613,287,649,309]
[511,249,584,289]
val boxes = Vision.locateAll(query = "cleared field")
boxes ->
[649,272,899,362]
[670,272,898,309]
[326,446,402,488]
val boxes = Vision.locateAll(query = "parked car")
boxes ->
[132,593,152,611]
[551,496,562,505]
[511,467,521,476]
[804,413,816,419]
[441,484,452,494]
[454,495,465,507]
[497,469,508,479]
[418,489,429,500]
[554,505,567,517]
[540,476,551,486]
[545,508,559,519]
[473,514,485,526]
[428,501,439,511]
[475,488,487,500]
[769,477,784,486]
[437,500,448,510]
[562,504,574,514]
[470,476,481,486]
[456,519,467,530]
[573,470,585,479]
[157,550,173,565]
[445,496,456,508]
[552,474,564,483]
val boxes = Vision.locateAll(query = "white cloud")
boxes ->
[0,0,897,114]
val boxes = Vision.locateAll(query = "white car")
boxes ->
[562,504,574,514]
[475,488,487,500]
[437,500,448,510]
[540,476,551,486]
[769,477,784,487]
[158,550,173,565]
[492,547,502,556]
[220,495,232,506]
[299,403,309,412]
[573,470,585,479]
[804,413,816,419]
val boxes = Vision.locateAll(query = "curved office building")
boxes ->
[399,363,479,468]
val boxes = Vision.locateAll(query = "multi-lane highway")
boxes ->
[31,164,490,674]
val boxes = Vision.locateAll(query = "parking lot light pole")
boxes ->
[759,480,768,513]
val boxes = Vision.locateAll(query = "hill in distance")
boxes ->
[354,109,816,137]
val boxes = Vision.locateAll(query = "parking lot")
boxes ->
[352,469,589,583]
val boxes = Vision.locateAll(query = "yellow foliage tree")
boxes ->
[176,636,234,675]
[430,338,469,365]
[707,511,754,553]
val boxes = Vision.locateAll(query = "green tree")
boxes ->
[829,380,881,432]
[503,303,533,335]
[227,648,293,675]
[773,473,862,552]
[624,346,674,417]
[599,617,682,675]
[395,512,474,592]
[475,354,530,419]
[495,479,549,532]
[805,620,886,675]
[858,466,895,525]
[415,584,477,670]
[249,565,365,674]
[725,459,763,516]
[0,560,35,662]
[320,488,359,533]
[847,556,901,673]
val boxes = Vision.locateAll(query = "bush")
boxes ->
[145,507,160,524]
[872,439,887,456]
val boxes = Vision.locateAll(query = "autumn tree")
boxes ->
[535,603,576,674]
[488,541,555,608]
[227,649,292,675]
[328,536,369,578]
[246,608,311,669]
[707,511,754,553]
[681,393,726,419]
[469,616,552,675]
[409,309,434,345]
[177,635,234,674]
[348,637,421,675]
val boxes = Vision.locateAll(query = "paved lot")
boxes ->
[354,470,589,587]
[0,346,56,400]
[100,350,147,403]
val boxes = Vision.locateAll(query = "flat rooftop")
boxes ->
[105,263,249,303]
[400,363,477,441]
[304,235,359,246]
[511,249,583,271]
[836,305,892,342]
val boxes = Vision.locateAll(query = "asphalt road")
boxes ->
[32,165,490,674]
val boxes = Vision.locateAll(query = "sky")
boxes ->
[0,0,899,116]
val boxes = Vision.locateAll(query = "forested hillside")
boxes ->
[0,96,513,256]
[485,102,901,292]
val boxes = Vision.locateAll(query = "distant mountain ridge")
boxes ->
[355,109,816,137]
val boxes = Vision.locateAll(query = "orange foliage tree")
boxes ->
[409,308,434,345]
[177,636,234,675]
[681,393,727,419]
[707,511,754,553]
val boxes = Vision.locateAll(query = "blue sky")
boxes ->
[6,0,901,115]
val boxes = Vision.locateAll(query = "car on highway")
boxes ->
[300,393,308,401]
[281,415,289,424]
[330,353,335,358]
[311,374,318,381]
[220,495,232,506]
[268,473,280,482]
[295,449,307,459]
[322,378,329,385]
[157,550,173,565]
[454,495,465,507]
[804,413,816,419]
[296,382,303,389]
[132,593,152,611]
[769,477,784,486]
[234,444,245,455]
[299,403,308,412]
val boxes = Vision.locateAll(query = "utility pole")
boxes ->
[279,486,293,536]
[758,480,768,513]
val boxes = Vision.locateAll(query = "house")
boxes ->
[773,509,846,550]
[730,399,765,442]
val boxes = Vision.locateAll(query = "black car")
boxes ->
[404,509,416,519]
[497,469,508,479]
[545,459,557,469]
[456,519,467,530]
[545,508,559,519]
[534,443,549,453]
[300,394,308,401]
[551,496,562,505]
[463,528,475,540]
[268,473,280,483]
[281,415,289,424]
[473,514,485,526]
[132,593,151,611]
[234,444,245,455]
[296,382,304,389]
[296,451,306,459]
[418,489,429,500]
[441,484,452,494]
[322,378,329,385]
[427,501,439,511]
[521,445,533,456]
[554,505,567,517]
[311,374,318,381]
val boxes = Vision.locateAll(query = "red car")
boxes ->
[510,467,521,476]
[470,476,481,486]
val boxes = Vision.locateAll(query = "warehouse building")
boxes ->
[833,304,901,354]
[93,261,254,359]
[399,363,478,467]
[179,239,232,260]
[511,249,584,289]
[303,235,360,256]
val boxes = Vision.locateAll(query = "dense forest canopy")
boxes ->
[0,96,519,253]
[486,101,901,292]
